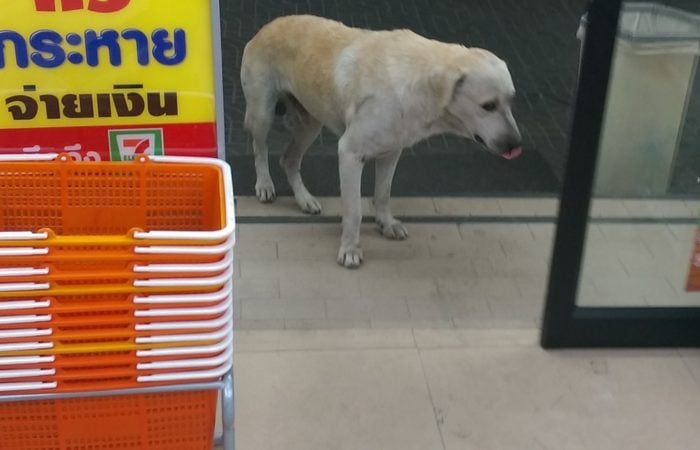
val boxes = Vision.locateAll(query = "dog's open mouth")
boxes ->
[474,135,522,160]
[501,146,523,160]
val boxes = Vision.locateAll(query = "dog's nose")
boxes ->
[507,138,522,151]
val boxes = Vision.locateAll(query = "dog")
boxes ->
[240,15,522,268]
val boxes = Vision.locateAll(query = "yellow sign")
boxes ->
[0,0,216,128]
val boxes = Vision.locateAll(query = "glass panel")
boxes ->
[577,0,700,307]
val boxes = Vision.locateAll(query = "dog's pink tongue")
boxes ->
[501,146,523,160]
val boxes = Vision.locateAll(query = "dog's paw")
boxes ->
[379,220,408,240]
[337,244,363,269]
[255,181,276,203]
[296,192,322,215]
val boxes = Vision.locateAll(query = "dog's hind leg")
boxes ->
[242,68,277,203]
[280,104,323,214]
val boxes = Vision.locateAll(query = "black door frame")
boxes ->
[540,0,700,348]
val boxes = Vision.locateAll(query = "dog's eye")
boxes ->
[481,101,498,112]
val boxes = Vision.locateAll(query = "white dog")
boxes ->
[240,15,522,268]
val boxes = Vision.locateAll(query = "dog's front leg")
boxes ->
[374,150,407,240]
[337,136,365,268]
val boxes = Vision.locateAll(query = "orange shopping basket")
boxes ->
[0,390,218,450]
[0,153,235,247]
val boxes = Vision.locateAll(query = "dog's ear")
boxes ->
[429,69,468,112]
[450,74,467,101]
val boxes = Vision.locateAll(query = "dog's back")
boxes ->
[242,16,366,128]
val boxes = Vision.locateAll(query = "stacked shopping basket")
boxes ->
[0,153,235,449]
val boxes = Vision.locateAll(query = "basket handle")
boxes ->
[135,306,233,331]
[0,247,49,257]
[0,355,55,366]
[133,265,233,288]
[137,361,232,383]
[136,330,233,357]
[0,153,59,162]
[133,250,233,273]
[0,267,49,278]
[0,314,52,325]
[133,280,233,304]
[134,294,232,317]
[135,234,235,255]
[0,282,50,292]
[0,368,56,380]
[135,155,236,241]
[0,300,51,311]
[0,328,52,339]
[137,344,233,371]
[0,381,58,392]
[0,341,53,352]
[135,321,232,344]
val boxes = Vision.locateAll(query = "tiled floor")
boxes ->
[222,196,700,449]
[233,196,700,331]
[222,328,700,450]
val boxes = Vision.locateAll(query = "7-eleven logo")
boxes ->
[109,129,164,161]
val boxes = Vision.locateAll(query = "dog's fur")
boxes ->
[241,15,522,268]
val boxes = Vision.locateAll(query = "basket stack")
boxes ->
[0,153,236,395]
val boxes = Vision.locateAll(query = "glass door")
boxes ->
[541,0,700,347]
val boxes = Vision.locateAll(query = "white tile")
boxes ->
[396,223,462,242]
[622,200,693,218]
[277,238,337,260]
[237,223,313,242]
[527,223,556,242]
[371,197,437,215]
[284,318,372,330]
[325,296,410,321]
[361,236,432,260]
[236,277,280,299]
[487,295,544,320]
[234,196,306,216]
[684,200,700,217]
[313,196,373,217]
[279,272,362,301]
[497,198,559,217]
[234,318,285,330]
[370,319,455,329]
[679,349,700,388]
[452,317,540,329]
[434,197,502,215]
[436,277,521,300]
[234,239,278,261]
[499,238,553,260]
[428,239,505,259]
[396,257,477,278]
[360,277,438,300]
[241,297,326,321]
[234,329,416,352]
[406,294,491,320]
[472,254,549,277]
[589,199,629,218]
[459,223,535,242]
[413,328,538,348]
[235,350,444,450]
[421,348,700,450]
[598,223,677,244]
[667,224,697,243]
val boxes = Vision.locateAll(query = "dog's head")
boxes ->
[435,48,522,160]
